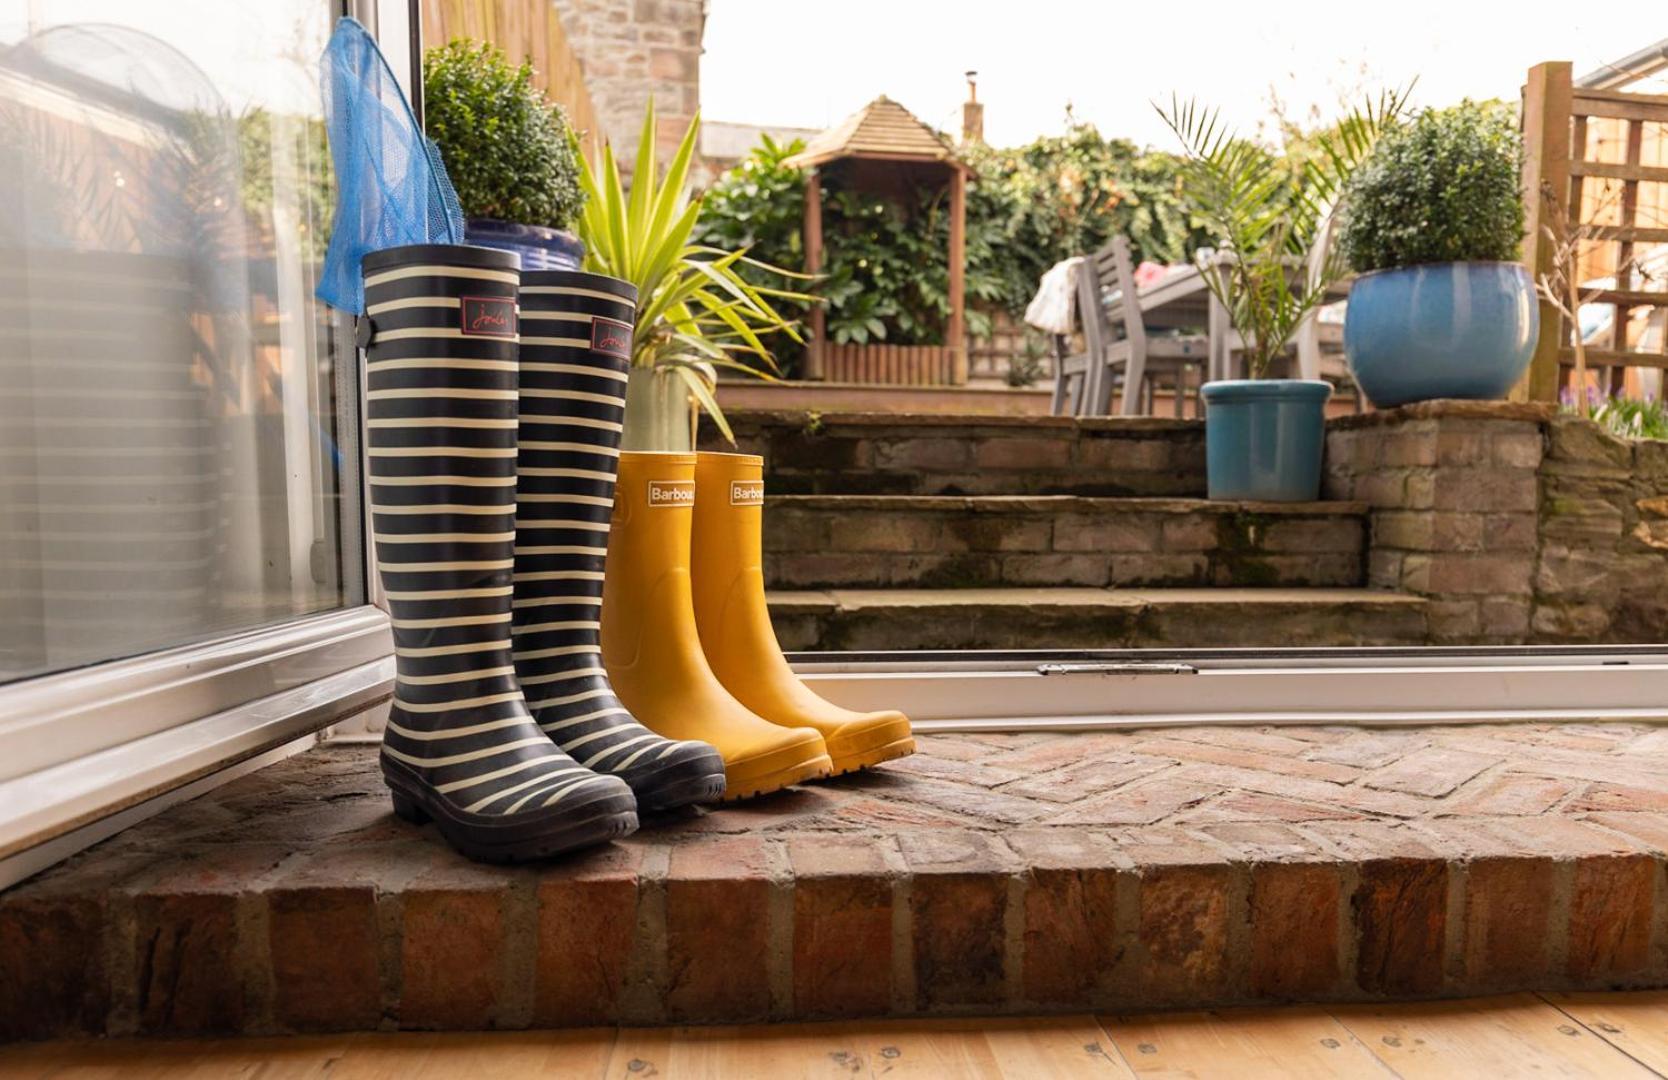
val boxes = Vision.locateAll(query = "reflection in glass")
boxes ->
[0,3,355,683]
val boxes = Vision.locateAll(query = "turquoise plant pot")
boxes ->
[1202,379,1332,502]
[1343,261,1538,408]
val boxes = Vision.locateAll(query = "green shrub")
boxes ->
[1339,100,1523,273]
[692,123,1208,361]
[692,135,812,373]
[961,126,1205,316]
[422,40,583,230]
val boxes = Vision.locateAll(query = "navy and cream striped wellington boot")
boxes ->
[512,269,727,810]
[361,245,638,861]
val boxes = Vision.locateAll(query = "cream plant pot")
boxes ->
[621,365,696,452]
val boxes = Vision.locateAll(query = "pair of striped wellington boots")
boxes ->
[361,245,913,862]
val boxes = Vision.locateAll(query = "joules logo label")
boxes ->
[591,316,633,360]
[460,295,517,338]
[647,480,694,507]
[730,480,764,506]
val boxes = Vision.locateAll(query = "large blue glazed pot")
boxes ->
[1201,379,1332,502]
[464,218,584,271]
[1344,261,1538,408]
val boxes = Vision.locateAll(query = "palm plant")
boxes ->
[572,100,811,440]
[1156,89,1408,379]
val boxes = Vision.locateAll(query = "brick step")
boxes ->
[769,587,1429,650]
[707,411,1206,496]
[764,495,1369,590]
[8,728,1668,1039]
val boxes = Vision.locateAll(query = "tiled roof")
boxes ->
[784,95,967,170]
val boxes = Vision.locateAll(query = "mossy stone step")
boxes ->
[767,586,1428,651]
[762,495,1369,590]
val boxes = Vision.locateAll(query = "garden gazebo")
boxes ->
[785,96,972,385]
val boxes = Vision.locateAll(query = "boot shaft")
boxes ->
[600,451,697,670]
[511,271,638,664]
[690,451,767,615]
[362,244,523,725]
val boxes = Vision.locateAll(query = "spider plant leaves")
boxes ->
[571,103,816,437]
[670,361,731,442]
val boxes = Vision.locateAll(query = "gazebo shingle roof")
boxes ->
[784,95,969,171]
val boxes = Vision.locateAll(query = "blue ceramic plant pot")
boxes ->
[464,218,584,271]
[1343,261,1538,408]
[1201,379,1332,502]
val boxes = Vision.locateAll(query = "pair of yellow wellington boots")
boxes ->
[601,451,916,800]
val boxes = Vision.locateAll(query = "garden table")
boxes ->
[1134,256,1350,384]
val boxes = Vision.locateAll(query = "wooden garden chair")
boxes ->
[1050,235,1208,417]
[1293,209,1365,411]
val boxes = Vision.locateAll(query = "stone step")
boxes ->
[9,727,1668,1038]
[707,410,1206,496]
[763,495,1369,590]
[769,587,1429,651]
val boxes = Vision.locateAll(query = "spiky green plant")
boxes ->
[1156,88,1408,378]
[572,101,811,439]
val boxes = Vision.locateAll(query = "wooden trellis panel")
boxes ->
[1522,64,1668,400]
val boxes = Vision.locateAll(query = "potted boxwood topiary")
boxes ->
[1339,101,1535,407]
[423,39,585,269]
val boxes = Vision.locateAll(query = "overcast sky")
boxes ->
[701,1,1667,150]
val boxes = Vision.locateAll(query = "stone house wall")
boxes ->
[549,0,704,162]
[1325,401,1668,645]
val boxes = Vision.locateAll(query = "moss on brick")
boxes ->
[1221,558,1282,587]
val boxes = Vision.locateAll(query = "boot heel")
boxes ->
[390,789,432,825]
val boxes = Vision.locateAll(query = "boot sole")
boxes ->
[634,759,729,813]
[384,767,638,863]
[829,734,918,776]
[720,752,833,802]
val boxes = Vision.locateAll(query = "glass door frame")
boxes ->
[0,0,408,890]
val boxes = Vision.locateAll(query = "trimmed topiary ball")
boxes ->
[1339,100,1524,273]
[423,40,584,231]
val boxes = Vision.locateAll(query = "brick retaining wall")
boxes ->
[1325,401,1668,645]
[6,728,1668,1039]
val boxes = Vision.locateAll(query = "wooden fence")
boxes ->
[820,344,961,386]
[1522,61,1668,401]
[419,0,604,161]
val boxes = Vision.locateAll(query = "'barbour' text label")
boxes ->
[730,480,764,506]
[647,480,694,507]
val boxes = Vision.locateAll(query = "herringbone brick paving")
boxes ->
[5,724,1667,1039]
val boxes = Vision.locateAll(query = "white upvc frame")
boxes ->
[795,647,1668,732]
[0,609,393,889]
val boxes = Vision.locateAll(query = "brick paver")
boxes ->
[4,724,1667,1038]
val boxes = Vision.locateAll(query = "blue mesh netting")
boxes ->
[315,17,464,314]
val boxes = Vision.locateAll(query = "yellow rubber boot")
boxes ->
[601,451,831,800]
[691,452,916,775]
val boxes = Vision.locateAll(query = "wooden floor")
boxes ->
[4,992,1666,1078]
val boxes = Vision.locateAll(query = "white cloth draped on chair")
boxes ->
[1025,256,1084,335]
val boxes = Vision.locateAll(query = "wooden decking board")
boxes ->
[1099,1007,1395,1079]
[4,993,1665,1078]
[1547,990,1668,1076]
[1329,993,1656,1079]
